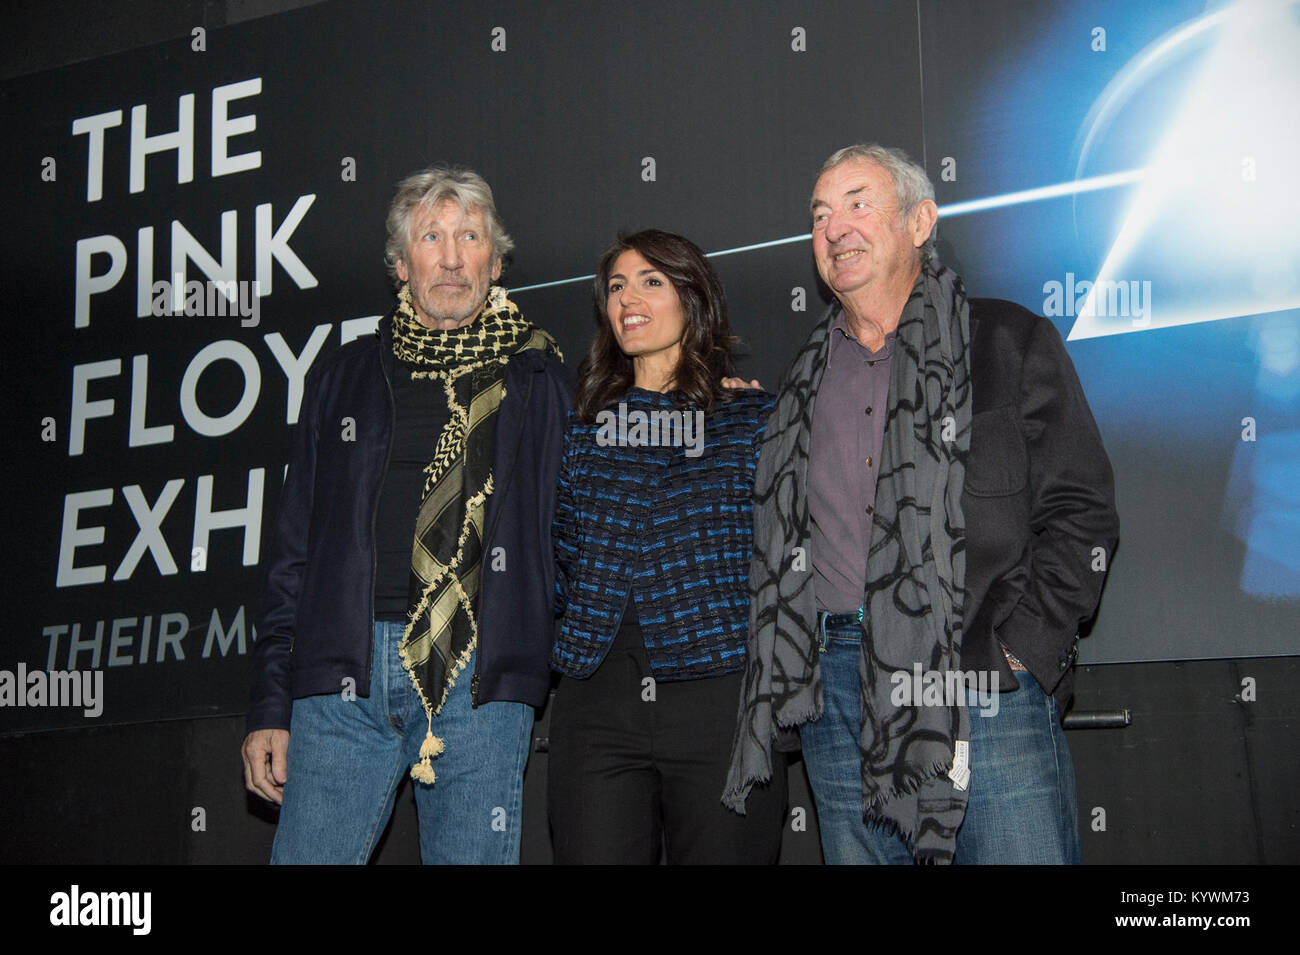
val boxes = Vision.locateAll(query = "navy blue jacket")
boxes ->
[553,387,776,680]
[246,312,571,734]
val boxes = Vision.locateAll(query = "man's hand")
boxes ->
[721,377,761,390]
[242,729,290,805]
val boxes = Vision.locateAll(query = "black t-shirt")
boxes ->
[374,360,451,620]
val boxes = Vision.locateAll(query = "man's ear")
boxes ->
[911,199,938,249]
[395,257,409,283]
[491,257,503,282]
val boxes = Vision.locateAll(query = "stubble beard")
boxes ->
[414,285,486,329]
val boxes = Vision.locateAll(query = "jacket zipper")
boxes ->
[473,363,536,707]
[370,337,397,696]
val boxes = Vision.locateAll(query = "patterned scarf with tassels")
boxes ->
[391,282,560,783]
[724,260,972,862]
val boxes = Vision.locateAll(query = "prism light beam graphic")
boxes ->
[513,0,1299,347]
[1067,0,1300,341]
[507,169,1148,295]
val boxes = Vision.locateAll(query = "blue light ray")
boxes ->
[509,172,1146,295]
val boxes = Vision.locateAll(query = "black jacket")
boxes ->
[245,312,572,734]
[961,299,1119,708]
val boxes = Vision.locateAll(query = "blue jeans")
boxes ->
[271,621,534,864]
[799,620,1081,864]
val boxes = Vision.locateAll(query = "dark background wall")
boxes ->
[1,0,1296,864]
[2,657,1297,864]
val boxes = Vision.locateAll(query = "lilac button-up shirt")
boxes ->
[808,309,895,613]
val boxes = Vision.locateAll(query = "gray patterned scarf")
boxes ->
[723,260,973,862]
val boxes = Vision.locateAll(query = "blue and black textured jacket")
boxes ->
[552,387,776,681]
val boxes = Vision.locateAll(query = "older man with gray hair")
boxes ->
[725,144,1118,864]
[242,164,570,863]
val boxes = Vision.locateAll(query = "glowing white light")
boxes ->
[1068,0,1300,340]
[940,169,1146,217]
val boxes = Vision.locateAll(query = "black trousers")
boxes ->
[548,615,787,864]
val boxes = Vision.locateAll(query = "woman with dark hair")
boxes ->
[548,229,786,864]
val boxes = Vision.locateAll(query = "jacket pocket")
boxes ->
[965,405,1028,497]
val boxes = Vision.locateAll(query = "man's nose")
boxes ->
[438,241,463,269]
[824,211,850,243]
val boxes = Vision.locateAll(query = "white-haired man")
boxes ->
[242,165,570,863]
[726,145,1118,864]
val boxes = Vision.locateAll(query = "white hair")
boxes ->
[384,165,514,284]
[816,144,937,262]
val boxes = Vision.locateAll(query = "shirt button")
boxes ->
[865,407,873,415]
[865,457,873,467]
[866,506,874,515]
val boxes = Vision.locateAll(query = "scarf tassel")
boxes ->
[391,280,549,789]
[411,724,446,784]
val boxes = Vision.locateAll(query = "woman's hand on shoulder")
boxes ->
[720,376,761,390]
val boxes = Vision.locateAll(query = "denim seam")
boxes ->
[502,706,532,863]
[357,623,409,864]
[359,757,411,864]
[1045,693,1073,861]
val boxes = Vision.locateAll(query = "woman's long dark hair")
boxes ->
[574,229,739,422]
